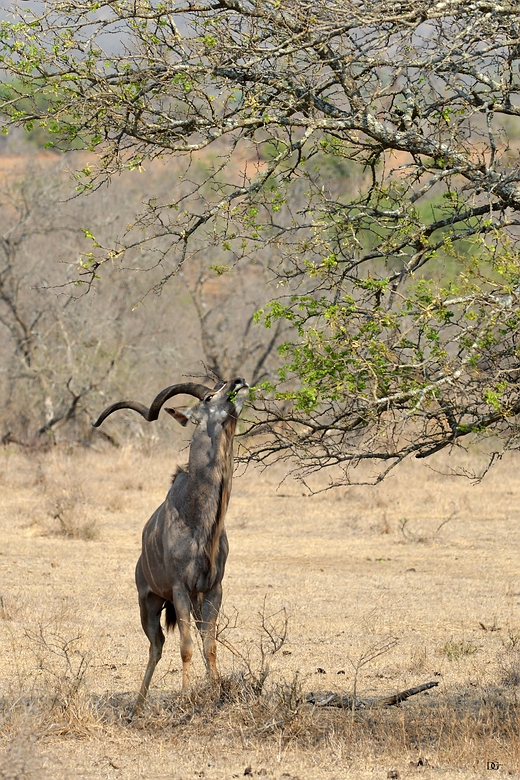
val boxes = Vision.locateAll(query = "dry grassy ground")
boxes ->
[0,442,519,779]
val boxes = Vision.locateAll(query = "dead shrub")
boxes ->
[45,484,98,540]
[498,632,520,688]
[9,452,102,540]
[0,613,99,739]
[398,512,455,544]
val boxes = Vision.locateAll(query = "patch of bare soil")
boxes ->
[0,444,519,779]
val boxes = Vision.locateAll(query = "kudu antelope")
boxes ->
[93,377,249,716]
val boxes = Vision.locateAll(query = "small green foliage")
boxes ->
[254,236,520,444]
[440,640,478,660]
[208,264,229,275]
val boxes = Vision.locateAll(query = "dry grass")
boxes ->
[0,443,519,778]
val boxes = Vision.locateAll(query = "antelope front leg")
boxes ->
[199,584,222,683]
[172,588,193,693]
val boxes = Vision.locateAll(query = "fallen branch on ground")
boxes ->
[306,681,439,710]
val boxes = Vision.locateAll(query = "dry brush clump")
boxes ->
[0,603,519,773]
[91,603,520,770]
[43,482,99,541]
[38,463,100,541]
[0,607,100,742]
[86,666,520,773]
[6,449,102,540]
[497,631,520,690]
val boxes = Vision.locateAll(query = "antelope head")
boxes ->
[165,378,249,431]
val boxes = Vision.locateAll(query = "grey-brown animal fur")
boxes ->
[93,377,249,716]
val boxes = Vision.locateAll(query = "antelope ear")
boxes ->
[165,407,190,427]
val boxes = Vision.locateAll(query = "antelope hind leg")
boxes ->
[130,575,168,719]
[199,584,223,683]
[171,588,193,693]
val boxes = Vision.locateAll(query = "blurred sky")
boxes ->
[0,1,44,18]
[0,2,127,53]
